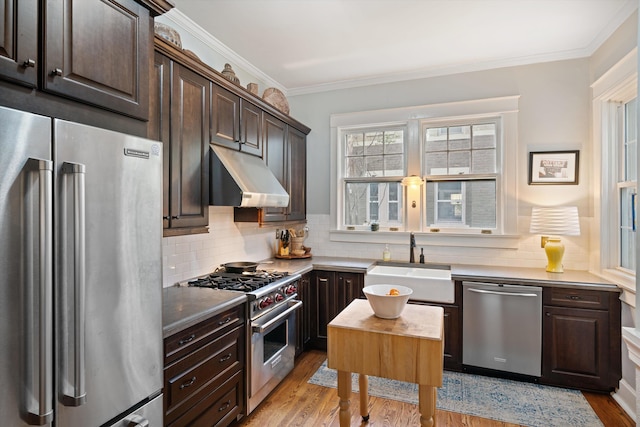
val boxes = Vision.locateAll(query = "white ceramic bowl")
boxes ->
[362,285,413,319]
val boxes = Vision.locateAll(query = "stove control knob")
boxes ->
[275,293,284,302]
[259,297,273,309]
[285,285,296,295]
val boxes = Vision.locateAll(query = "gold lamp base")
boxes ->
[544,237,565,273]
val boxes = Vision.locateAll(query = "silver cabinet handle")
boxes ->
[252,300,302,333]
[467,288,539,297]
[24,158,54,425]
[51,68,63,76]
[59,162,87,406]
[23,58,36,68]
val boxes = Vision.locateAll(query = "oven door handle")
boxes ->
[252,300,302,333]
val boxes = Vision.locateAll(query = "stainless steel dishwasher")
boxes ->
[463,281,542,377]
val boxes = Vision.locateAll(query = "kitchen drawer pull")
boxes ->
[178,334,196,346]
[218,401,231,412]
[219,353,232,363]
[218,317,232,326]
[467,288,539,297]
[566,295,581,300]
[179,376,196,389]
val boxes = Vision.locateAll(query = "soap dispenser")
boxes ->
[419,248,425,264]
[383,244,391,261]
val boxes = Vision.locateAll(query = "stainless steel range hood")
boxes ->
[209,144,289,208]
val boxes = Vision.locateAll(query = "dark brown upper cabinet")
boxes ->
[42,0,151,119]
[0,0,38,87]
[211,84,263,157]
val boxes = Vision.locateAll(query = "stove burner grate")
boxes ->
[188,269,289,292]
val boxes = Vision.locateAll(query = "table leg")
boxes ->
[358,374,369,421]
[337,370,351,427]
[418,385,436,427]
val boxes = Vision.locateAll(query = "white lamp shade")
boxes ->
[401,175,423,186]
[530,206,580,236]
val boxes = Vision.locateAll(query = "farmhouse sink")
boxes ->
[365,263,454,303]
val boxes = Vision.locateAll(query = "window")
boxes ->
[423,121,498,230]
[342,127,405,228]
[619,98,637,272]
[331,96,518,241]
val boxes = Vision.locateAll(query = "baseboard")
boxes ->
[613,378,636,422]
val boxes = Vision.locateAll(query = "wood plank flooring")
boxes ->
[235,350,634,427]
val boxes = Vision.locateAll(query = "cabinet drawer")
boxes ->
[164,304,244,364]
[543,288,609,310]
[167,369,244,427]
[165,326,243,417]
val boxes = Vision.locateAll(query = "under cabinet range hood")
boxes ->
[209,144,290,208]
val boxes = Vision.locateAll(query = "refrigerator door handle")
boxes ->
[24,158,54,425]
[60,162,87,407]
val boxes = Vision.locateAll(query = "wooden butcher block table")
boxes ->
[327,299,444,427]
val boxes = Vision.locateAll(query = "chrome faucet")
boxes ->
[409,232,416,263]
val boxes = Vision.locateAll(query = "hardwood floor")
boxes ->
[235,350,634,427]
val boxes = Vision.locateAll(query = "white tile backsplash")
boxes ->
[162,210,591,287]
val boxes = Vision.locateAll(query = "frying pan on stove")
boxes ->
[222,261,259,273]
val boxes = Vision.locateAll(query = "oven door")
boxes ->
[248,299,302,414]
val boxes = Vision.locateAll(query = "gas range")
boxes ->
[181,268,301,320]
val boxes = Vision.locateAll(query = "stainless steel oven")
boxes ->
[248,298,301,414]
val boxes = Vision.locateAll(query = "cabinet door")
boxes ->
[287,127,306,221]
[44,0,150,119]
[149,52,171,229]
[542,306,610,390]
[262,113,288,221]
[296,273,311,356]
[240,99,263,156]
[169,63,210,229]
[0,0,38,86]
[211,84,240,149]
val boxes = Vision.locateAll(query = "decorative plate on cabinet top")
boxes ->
[154,22,182,48]
[262,87,289,115]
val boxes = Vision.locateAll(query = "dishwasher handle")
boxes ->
[467,288,539,297]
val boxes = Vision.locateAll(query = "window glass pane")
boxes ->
[425,127,447,152]
[620,187,636,270]
[345,157,365,177]
[346,133,364,156]
[365,156,384,177]
[472,148,496,173]
[425,179,496,228]
[448,126,471,151]
[385,130,404,154]
[384,154,404,176]
[389,183,398,201]
[364,132,384,155]
[425,152,448,175]
[344,182,403,227]
[448,151,470,174]
[472,124,497,149]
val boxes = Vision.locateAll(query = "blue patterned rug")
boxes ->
[308,360,603,426]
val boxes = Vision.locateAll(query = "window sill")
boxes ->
[329,229,520,249]
[601,268,635,307]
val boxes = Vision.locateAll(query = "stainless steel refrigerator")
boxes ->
[0,105,164,426]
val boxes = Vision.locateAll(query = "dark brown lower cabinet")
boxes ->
[163,304,245,427]
[410,281,462,372]
[296,272,311,356]
[541,287,621,392]
[308,270,364,351]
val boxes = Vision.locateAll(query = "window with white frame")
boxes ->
[423,121,499,230]
[619,98,637,272]
[342,127,405,228]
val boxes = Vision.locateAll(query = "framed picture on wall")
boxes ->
[528,150,579,185]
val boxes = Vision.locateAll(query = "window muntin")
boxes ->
[424,121,498,230]
[619,98,637,271]
[342,127,406,228]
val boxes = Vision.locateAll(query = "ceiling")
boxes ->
[173,0,637,95]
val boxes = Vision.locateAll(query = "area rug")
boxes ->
[308,360,603,427]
